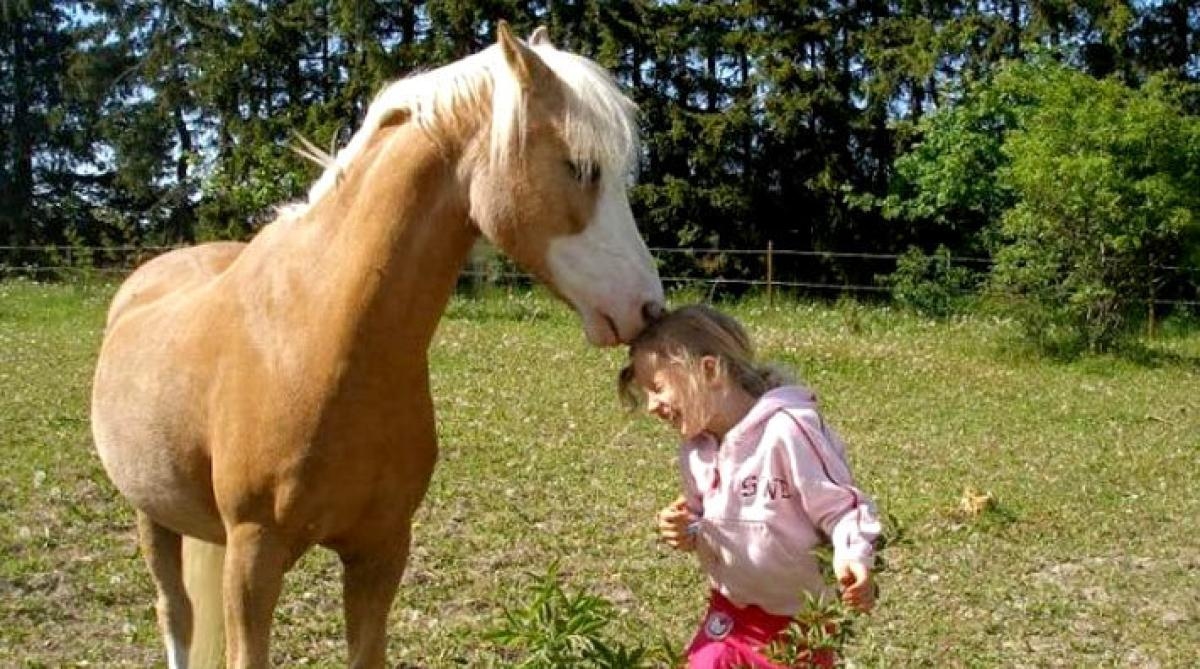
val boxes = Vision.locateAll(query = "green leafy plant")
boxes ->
[488,563,677,669]
[988,66,1200,352]
[766,514,907,667]
[884,246,981,318]
[887,54,1200,352]
[763,592,856,668]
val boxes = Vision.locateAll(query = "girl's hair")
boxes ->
[617,304,791,416]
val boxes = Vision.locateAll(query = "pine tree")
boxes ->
[0,1,79,248]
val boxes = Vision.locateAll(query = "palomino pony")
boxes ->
[91,24,663,668]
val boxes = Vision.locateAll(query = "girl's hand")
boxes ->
[656,495,698,552]
[833,559,876,613]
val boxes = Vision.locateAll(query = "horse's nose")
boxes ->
[642,300,665,323]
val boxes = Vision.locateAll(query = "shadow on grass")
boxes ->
[995,330,1200,371]
[1109,340,1200,370]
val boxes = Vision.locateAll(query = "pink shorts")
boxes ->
[685,591,836,669]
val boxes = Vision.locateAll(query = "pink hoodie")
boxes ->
[680,386,880,616]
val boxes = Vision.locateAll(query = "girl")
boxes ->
[618,305,880,669]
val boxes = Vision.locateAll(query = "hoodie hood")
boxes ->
[721,385,818,451]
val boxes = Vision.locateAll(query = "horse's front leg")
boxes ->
[222,522,296,669]
[338,527,412,669]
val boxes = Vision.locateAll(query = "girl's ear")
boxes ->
[700,355,720,385]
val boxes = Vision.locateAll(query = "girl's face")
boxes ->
[630,349,714,439]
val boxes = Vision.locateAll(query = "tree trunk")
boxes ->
[8,17,34,246]
[172,103,196,242]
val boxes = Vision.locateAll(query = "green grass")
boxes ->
[2,279,1198,667]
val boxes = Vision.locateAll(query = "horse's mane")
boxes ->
[293,39,639,217]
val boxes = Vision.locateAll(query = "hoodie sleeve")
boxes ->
[774,410,881,568]
[678,441,705,514]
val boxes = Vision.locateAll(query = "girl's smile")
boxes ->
[632,350,699,438]
[630,348,759,441]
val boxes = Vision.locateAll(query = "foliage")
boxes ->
[990,63,1200,351]
[887,55,1200,351]
[880,74,1024,255]
[0,0,80,246]
[883,246,981,318]
[5,1,1197,291]
[487,562,677,669]
[761,512,906,666]
[195,137,315,241]
[763,593,856,668]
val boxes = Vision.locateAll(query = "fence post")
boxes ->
[1147,259,1156,339]
[766,241,774,307]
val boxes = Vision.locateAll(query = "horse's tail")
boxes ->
[182,537,226,669]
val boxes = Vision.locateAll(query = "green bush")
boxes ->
[989,67,1200,351]
[488,563,679,669]
[887,55,1200,353]
[884,246,980,318]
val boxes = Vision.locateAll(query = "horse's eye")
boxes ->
[567,160,601,185]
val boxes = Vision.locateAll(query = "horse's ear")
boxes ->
[378,107,411,129]
[528,26,552,47]
[497,20,550,89]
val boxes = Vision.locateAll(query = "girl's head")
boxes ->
[618,304,790,438]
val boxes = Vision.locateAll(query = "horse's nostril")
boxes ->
[642,301,665,323]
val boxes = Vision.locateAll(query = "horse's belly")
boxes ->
[95,436,224,542]
[92,343,224,543]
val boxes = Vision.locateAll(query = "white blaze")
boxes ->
[545,178,663,345]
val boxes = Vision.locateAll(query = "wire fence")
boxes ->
[3,243,1199,308]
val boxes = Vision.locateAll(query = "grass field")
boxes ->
[2,278,1198,667]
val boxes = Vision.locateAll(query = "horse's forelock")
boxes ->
[486,43,639,175]
[534,47,639,176]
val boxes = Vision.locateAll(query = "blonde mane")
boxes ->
[298,39,639,215]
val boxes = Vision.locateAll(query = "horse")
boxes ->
[90,23,664,669]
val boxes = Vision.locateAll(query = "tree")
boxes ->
[879,71,1025,257]
[2,0,1196,306]
[885,56,1200,350]
[0,1,82,248]
[1129,0,1199,89]
[74,0,220,246]
[993,62,1200,350]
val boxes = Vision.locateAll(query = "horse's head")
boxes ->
[462,23,664,346]
[299,24,663,344]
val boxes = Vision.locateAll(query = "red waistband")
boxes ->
[707,591,794,643]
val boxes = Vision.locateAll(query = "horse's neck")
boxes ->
[336,127,473,348]
[238,123,475,361]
